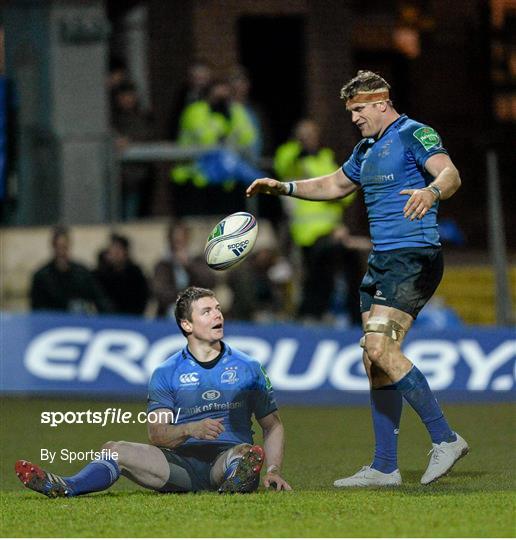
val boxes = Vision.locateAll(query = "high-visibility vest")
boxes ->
[171,101,257,188]
[274,140,356,247]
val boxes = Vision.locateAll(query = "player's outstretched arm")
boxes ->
[400,154,461,221]
[147,409,225,448]
[246,168,358,202]
[257,411,292,491]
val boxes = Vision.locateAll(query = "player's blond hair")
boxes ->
[340,70,391,102]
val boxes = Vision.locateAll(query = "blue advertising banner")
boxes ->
[1,312,514,404]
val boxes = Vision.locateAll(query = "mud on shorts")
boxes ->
[157,443,236,493]
[359,247,444,319]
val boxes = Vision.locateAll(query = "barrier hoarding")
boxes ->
[1,312,514,404]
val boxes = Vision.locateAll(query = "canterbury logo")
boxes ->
[179,372,199,384]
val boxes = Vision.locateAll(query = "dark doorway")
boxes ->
[237,16,306,154]
[354,50,412,115]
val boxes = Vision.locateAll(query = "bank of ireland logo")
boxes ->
[207,221,225,242]
[221,367,238,384]
[202,390,221,401]
[413,126,441,151]
[179,372,199,385]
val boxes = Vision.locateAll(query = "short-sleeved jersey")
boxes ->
[342,114,448,251]
[147,342,277,448]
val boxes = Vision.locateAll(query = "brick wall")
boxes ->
[145,1,512,246]
[148,0,355,152]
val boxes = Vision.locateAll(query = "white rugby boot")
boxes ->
[334,466,402,488]
[421,433,469,485]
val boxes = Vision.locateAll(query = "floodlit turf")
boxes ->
[1,398,515,537]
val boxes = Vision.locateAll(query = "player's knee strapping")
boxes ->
[359,317,406,348]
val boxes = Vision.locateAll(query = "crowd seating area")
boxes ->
[2,221,514,325]
[0,218,278,314]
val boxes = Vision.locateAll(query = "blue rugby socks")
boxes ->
[370,385,402,473]
[395,365,456,444]
[63,458,120,496]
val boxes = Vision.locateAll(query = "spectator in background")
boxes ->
[302,224,370,326]
[94,234,149,316]
[171,79,258,215]
[112,81,155,220]
[226,247,293,322]
[30,226,110,314]
[107,57,131,114]
[168,60,213,139]
[229,65,268,160]
[274,119,363,325]
[153,221,216,317]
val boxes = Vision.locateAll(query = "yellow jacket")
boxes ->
[274,141,355,247]
[171,101,257,187]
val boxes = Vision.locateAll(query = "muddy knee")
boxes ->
[366,347,388,369]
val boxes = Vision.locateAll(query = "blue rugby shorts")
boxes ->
[359,247,443,319]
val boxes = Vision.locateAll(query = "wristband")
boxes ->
[267,465,280,474]
[427,185,442,200]
[285,181,297,196]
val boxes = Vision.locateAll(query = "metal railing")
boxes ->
[115,141,273,221]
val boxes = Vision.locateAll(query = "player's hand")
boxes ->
[187,418,225,440]
[246,178,287,198]
[263,471,293,491]
[400,188,438,221]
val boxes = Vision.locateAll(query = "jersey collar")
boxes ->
[373,114,407,143]
[181,341,232,370]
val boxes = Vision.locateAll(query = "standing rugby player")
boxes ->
[247,70,468,487]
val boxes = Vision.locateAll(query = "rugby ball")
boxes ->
[204,212,258,270]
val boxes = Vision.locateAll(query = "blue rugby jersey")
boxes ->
[342,114,448,251]
[147,342,277,447]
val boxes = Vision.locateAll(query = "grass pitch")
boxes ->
[1,398,514,537]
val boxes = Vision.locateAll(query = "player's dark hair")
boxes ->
[175,286,216,337]
[340,70,391,101]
